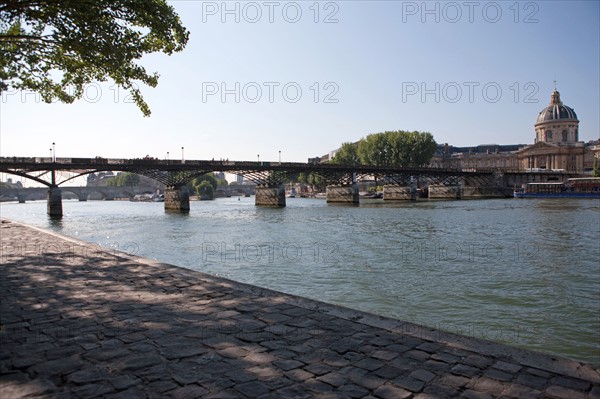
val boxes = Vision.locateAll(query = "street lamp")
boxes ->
[49,148,52,160]
[181,147,184,163]
[257,154,260,163]
[166,151,169,161]
[52,142,56,162]
[279,150,281,163]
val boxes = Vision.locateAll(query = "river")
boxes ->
[1,197,599,364]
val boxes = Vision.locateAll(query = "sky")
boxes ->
[1,0,599,166]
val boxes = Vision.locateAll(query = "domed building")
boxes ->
[534,89,579,144]
[517,88,589,172]
[430,87,598,174]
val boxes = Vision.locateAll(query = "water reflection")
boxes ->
[47,216,64,229]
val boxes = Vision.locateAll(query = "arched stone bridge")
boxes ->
[0,184,256,202]
[0,186,159,203]
[0,156,578,217]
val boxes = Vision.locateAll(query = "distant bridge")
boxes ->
[0,184,255,202]
[215,185,255,197]
[0,156,578,217]
[0,186,159,202]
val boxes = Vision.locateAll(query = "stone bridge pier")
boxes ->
[383,183,417,201]
[326,184,359,204]
[164,185,190,213]
[255,185,286,207]
[47,186,63,218]
[76,188,88,201]
[428,184,462,199]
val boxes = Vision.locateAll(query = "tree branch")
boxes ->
[0,34,56,44]
[0,0,49,13]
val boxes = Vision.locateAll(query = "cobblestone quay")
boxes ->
[1,219,598,398]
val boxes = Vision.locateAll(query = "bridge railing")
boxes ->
[1,157,51,163]
[0,156,510,175]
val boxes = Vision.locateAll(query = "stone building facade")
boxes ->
[430,89,599,174]
[430,144,522,170]
[516,89,588,172]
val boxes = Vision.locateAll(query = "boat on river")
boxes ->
[514,177,600,198]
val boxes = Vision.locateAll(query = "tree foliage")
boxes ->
[331,142,360,165]
[297,173,307,184]
[357,133,392,167]
[189,174,223,199]
[189,173,227,194]
[307,173,325,191]
[357,130,437,167]
[0,0,189,116]
[297,172,325,191]
[190,174,217,192]
[107,172,140,187]
[196,180,214,200]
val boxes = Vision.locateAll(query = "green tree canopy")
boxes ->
[196,180,214,200]
[307,173,326,192]
[357,130,437,167]
[331,142,361,165]
[358,132,392,166]
[190,174,218,192]
[297,172,307,185]
[0,0,189,116]
[107,172,140,187]
[409,131,438,167]
[297,172,325,192]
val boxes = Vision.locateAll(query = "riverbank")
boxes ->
[1,218,598,398]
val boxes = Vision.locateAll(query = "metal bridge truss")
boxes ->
[0,160,217,188]
[0,157,567,190]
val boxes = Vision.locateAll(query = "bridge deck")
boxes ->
[1,219,598,398]
[0,156,502,174]
[2,156,577,188]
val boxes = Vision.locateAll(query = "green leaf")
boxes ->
[0,0,189,116]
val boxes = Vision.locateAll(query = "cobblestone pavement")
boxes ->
[1,219,599,398]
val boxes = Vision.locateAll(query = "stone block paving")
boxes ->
[1,219,599,398]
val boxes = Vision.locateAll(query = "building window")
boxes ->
[562,130,568,142]
[546,130,553,141]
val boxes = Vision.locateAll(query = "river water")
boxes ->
[1,197,599,364]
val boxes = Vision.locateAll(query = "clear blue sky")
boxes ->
[1,1,598,163]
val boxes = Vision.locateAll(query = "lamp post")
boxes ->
[52,142,56,162]
[166,151,169,161]
[49,148,53,160]
[181,147,184,163]
[257,154,260,163]
[279,150,281,163]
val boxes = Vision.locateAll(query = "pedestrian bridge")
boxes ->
[0,156,577,217]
